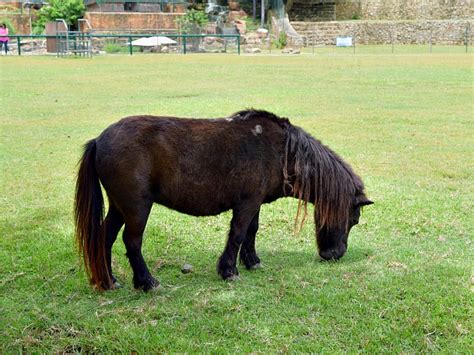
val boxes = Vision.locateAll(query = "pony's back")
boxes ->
[94,114,288,216]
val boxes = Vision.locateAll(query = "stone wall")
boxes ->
[84,12,184,32]
[292,19,474,45]
[1,12,183,34]
[336,0,473,20]
[288,1,336,21]
[86,3,164,12]
[335,1,360,20]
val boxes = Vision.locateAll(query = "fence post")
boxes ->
[466,22,470,53]
[429,27,432,53]
[17,35,21,56]
[183,35,187,54]
[269,27,272,54]
[237,34,240,55]
[129,36,132,55]
[391,26,394,54]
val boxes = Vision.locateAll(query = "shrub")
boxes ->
[33,0,85,34]
[273,31,287,49]
[104,42,122,54]
[176,9,208,34]
[0,18,16,35]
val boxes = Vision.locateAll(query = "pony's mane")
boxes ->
[229,109,290,128]
[283,124,365,231]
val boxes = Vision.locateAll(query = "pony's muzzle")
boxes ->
[319,246,346,261]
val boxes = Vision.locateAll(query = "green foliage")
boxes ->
[273,31,287,49]
[32,0,85,34]
[0,18,16,35]
[176,9,208,34]
[245,18,259,32]
[103,42,137,54]
[104,42,122,54]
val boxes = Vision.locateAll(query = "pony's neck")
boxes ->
[285,125,363,229]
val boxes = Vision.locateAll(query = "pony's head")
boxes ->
[284,123,373,261]
[316,194,373,261]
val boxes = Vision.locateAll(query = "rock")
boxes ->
[228,1,240,11]
[256,28,268,38]
[181,264,193,274]
[244,47,261,53]
[234,19,246,35]
[282,47,300,54]
[228,10,247,21]
[244,32,261,45]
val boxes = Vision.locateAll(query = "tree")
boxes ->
[176,9,208,34]
[33,0,85,34]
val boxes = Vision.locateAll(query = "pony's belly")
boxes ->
[153,194,231,217]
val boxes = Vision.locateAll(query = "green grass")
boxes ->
[0,52,473,352]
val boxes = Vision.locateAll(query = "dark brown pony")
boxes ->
[75,110,372,291]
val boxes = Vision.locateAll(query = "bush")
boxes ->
[0,18,16,35]
[245,18,259,32]
[176,9,208,34]
[273,31,287,49]
[104,42,122,54]
[33,0,85,34]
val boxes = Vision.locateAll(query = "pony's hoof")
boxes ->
[226,274,240,281]
[111,281,122,289]
[249,263,262,270]
[142,280,160,292]
[148,283,163,293]
[135,275,160,292]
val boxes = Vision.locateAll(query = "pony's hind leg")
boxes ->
[103,203,124,288]
[121,200,159,291]
[239,209,262,270]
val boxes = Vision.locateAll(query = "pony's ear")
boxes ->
[358,199,374,207]
[356,195,374,207]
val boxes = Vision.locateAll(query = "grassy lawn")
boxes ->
[0,51,472,352]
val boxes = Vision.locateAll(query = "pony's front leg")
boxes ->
[218,205,260,280]
[239,209,262,270]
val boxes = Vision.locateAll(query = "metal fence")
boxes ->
[7,33,241,56]
[258,18,472,55]
[5,32,472,57]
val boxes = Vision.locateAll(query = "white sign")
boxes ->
[336,36,353,47]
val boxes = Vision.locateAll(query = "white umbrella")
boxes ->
[130,36,177,47]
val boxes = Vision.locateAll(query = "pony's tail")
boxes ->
[74,139,111,290]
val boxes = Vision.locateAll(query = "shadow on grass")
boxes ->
[260,245,373,268]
